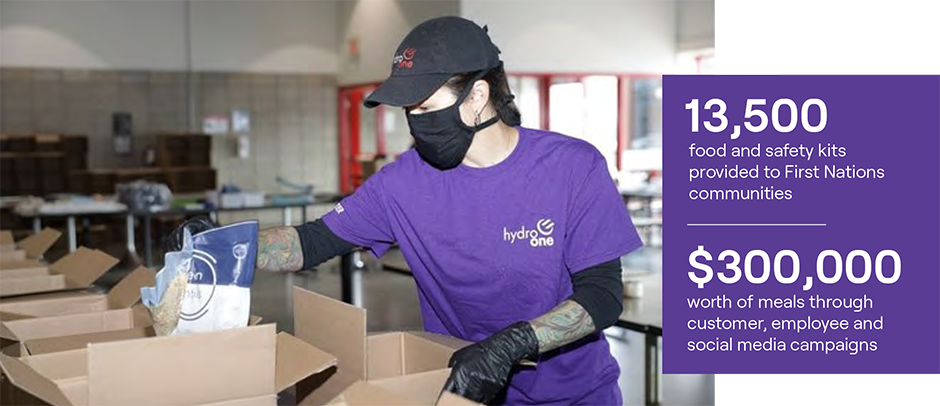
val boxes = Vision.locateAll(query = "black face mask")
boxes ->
[406,74,500,170]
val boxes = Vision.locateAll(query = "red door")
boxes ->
[339,85,386,193]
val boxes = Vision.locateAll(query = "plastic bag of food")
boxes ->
[116,180,173,213]
[141,220,258,335]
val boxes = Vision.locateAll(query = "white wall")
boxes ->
[677,0,786,51]
[677,0,715,51]
[190,0,338,73]
[0,0,340,73]
[461,0,678,74]
[337,0,460,86]
[0,0,189,70]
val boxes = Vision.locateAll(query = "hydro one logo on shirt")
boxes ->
[504,219,555,247]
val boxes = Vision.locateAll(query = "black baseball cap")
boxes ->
[364,16,502,109]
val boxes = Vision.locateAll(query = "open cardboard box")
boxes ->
[0,324,336,406]
[18,314,264,356]
[0,266,154,349]
[328,369,481,406]
[0,267,154,347]
[290,287,475,406]
[0,247,119,298]
[0,228,61,266]
[0,266,154,320]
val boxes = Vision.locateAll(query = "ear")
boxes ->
[468,79,490,113]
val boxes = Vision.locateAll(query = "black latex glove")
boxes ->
[442,321,539,405]
[164,216,217,252]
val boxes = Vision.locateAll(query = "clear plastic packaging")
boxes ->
[142,220,258,335]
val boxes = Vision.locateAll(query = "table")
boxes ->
[14,193,346,267]
[20,206,129,252]
[134,201,311,267]
[617,273,663,406]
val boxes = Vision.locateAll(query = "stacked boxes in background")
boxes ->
[0,134,89,196]
[0,133,215,196]
[156,133,217,193]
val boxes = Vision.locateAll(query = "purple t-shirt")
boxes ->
[323,127,642,405]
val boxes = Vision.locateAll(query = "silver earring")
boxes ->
[474,111,481,126]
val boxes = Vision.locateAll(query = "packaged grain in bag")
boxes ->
[142,220,258,335]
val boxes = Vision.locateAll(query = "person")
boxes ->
[185,16,642,406]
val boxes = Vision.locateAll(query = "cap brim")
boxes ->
[364,73,453,108]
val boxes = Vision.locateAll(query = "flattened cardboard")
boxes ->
[17,229,61,260]
[294,287,367,406]
[87,324,276,406]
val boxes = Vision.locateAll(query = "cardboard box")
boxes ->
[0,247,118,298]
[0,267,153,320]
[329,370,480,406]
[18,315,264,356]
[0,324,336,406]
[0,267,155,406]
[291,287,471,405]
[0,267,152,347]
[0,267,154,347]
[0,228,61,265]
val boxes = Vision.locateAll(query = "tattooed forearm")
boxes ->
[529,300,596,353]
[256,227,304,272]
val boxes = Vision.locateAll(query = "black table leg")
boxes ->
[645,332,661,406]
[341,251,354,304]
[144,214,153,267]
[340,250,364,306]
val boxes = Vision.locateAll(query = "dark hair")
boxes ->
[444,64,522,127]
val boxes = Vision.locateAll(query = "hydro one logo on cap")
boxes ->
[504,218,555,247]
[393,47,417,68]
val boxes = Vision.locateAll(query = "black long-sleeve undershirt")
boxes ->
[294,219,357,270]
[568,259,624,332]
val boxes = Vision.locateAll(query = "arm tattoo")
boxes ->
[529,300,596,353]
[256,227,304,272]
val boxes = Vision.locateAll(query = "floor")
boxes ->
[92,241,713,406]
